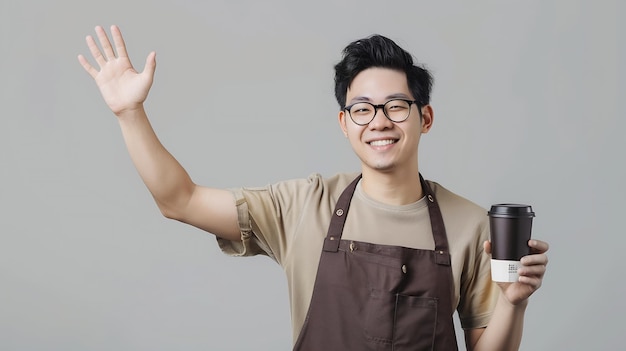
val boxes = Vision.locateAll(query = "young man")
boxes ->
[79,25,549,350]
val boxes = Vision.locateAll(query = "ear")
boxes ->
[338,110,348,137]
[420,105,434,133]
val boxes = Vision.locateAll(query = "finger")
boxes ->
[521,253,548,266]
[110,25,128,58]
[142,51,157,77]
[518,275,542,289]
[528,239,550,254]
[77,54,99,79]
[518,263,547,278]
[95,25,116,60]
[86,34,106,66]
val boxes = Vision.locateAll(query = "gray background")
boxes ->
[1,0,623,350]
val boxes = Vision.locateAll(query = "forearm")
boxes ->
[472,293,527,351]
[117,106,194,217]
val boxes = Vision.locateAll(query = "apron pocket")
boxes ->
[392,294,438,351]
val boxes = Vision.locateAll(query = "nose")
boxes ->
[368,106,394,130]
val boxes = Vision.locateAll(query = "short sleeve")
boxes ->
[457,222,499,329]
[216,187,276,259]
[215,174,331,266]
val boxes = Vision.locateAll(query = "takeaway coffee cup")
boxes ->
[488,204,535,282]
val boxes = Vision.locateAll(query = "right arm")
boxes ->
[78,25,240,241]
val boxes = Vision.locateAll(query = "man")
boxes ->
[78,25,549,350]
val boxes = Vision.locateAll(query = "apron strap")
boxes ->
[419,174,450,255]
[323,174,361,252]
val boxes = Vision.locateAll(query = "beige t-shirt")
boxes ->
[218,173,498,343]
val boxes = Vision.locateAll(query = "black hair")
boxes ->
[334,34,433,109]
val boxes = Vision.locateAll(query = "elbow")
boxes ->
[154,183,196,222]
[160,207,175,220]
[157,202,183,221]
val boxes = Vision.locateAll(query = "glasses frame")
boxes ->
[343,99,422,126]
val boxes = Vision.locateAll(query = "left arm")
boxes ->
[465,239,549,351]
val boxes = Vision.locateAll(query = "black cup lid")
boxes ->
[488,204,535,218]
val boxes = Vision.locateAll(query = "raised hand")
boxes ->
[484,239,549,305]
[78,25,156,116]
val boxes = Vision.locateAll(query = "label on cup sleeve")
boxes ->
[491,259,520,282]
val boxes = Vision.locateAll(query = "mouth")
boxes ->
[368,139,398,146]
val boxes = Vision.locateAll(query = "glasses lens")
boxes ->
[348,103,375,125]
[384,100,411,122]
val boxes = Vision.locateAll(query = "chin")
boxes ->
[366,161,396,172]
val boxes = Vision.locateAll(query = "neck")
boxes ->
[360,167,423,206]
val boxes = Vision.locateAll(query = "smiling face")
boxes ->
[339,67,433,176]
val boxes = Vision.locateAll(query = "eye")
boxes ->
[350,103,373,115]
[387,101,409,110]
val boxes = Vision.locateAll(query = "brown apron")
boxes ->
[293,174,458,351]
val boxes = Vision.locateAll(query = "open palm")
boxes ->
[78,25,156,116]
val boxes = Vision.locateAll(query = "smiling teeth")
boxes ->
[370,139,396,146]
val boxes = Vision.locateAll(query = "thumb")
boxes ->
[483,240,492,255]
[142,51,157,77]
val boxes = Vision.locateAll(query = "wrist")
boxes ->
[499,292,529,310]
[116,105,147,122]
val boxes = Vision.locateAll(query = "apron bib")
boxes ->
[293,174,458,351]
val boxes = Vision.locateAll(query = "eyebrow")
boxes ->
[348,93,412,105]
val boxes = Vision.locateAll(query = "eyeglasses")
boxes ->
[343,99,420,126]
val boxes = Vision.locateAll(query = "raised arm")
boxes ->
[78,25,240,241]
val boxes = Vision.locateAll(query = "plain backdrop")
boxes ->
[1,0,624,350]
